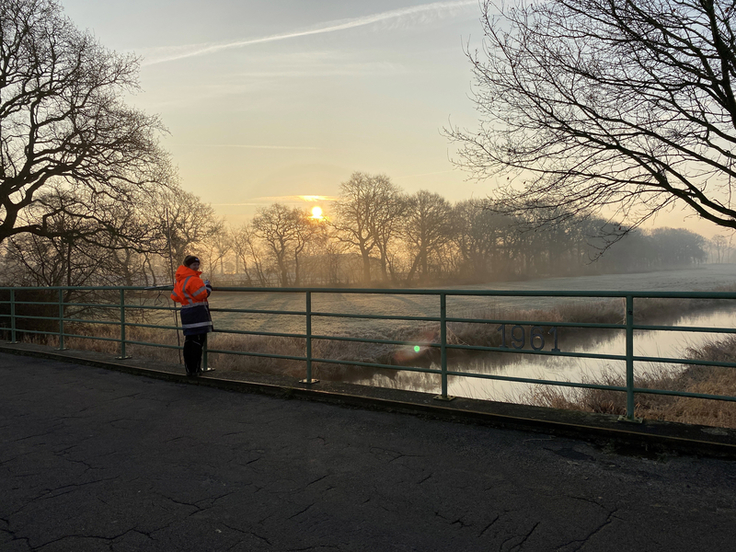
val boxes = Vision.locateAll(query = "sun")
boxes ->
[311,206,324,220]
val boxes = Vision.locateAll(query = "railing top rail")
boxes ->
[215,287,736,299]
[2,285,736,300]
[0,286,173,292]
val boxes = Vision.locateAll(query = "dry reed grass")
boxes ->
[525,337,736,428]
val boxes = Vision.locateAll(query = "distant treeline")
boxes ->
[0,172,721,288]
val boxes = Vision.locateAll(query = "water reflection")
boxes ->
[358,309,736,402]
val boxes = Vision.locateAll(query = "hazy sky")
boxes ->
[59,0,487,223]
[59,0,718,237]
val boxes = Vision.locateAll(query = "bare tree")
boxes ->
[200,227,233,282]
[331,172,404,283]
[447,0,736,232]
[232,223,269,286]
[648,227,707,266]
[320,234,350,285]
[5,210,118,287]
[252,204,318,287]
[0,0,173,244]
[710,234,729,263]
[154,188,222,266]
[402,190,455,283]
[453,199,516,280]
[3,187,161,286]
[369,182,407,282]
[292,211,323,286]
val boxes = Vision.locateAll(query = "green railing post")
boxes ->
[434,292,454,401]
[619,294,641,422]
[57,289,67,350]
[116,288,131,360]
[300,290,318,384]
[10,288,17,343]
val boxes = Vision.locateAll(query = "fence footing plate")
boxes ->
[433,395,456,402]
[300,379,319,384]
[115,356,132,360]
[201,368,215,372]
[617,415,644,424]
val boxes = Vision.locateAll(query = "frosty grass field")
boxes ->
[208,264,736,337]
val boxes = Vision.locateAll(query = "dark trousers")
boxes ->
[183,333,207,375]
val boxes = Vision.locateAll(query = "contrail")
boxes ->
[143,0,477,66]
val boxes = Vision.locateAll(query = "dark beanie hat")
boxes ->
[183,255,200,267]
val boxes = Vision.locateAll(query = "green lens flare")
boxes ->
[413,345,421,353]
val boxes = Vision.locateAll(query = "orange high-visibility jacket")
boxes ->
[171,265,213,335]
[171,265,211,306]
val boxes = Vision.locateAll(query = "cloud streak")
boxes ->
[143,0,477,66]
[201,144,319,150]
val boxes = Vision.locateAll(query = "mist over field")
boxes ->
[210,264,736,336]
[3,178,723,290]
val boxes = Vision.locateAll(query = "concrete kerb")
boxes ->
[2,341,736,460]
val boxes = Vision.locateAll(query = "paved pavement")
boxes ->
[2,352,736,552]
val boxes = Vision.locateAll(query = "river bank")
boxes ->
[525,335,736,428]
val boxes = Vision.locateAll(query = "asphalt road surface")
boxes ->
[2,352,736,551]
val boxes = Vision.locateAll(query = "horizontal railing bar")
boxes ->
[309,356,442,375]
[3,329,57,337]
[307,334,626,363]
[0,300,59,306]
[123,305,178,312]
[445,316,625,329]
[120,340,182,351]
[3,314,59,322]
[58,333,122,343]
[631,387,736,402]
[3,285,736,300]
[209,307,306,316]
[310,334,430,347]
[63,302,118,309]
[123,322,181,332]
[0,286,173,291]
[64,318,120,326]
[446,368,627,391]
[53,303,177,312]
[631,355,736,368]
[205,348,306,362]
[212,328,306,339]
[66,318,120,326]
[444,343,627,362]
[311,311,440,323]
[213,287,736,299]
[632,324,736,334]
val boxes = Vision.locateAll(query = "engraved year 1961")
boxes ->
[496,324,560,352]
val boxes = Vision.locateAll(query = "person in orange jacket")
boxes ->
[170,255,213,376]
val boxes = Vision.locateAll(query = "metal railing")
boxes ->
[1,285,735,422]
